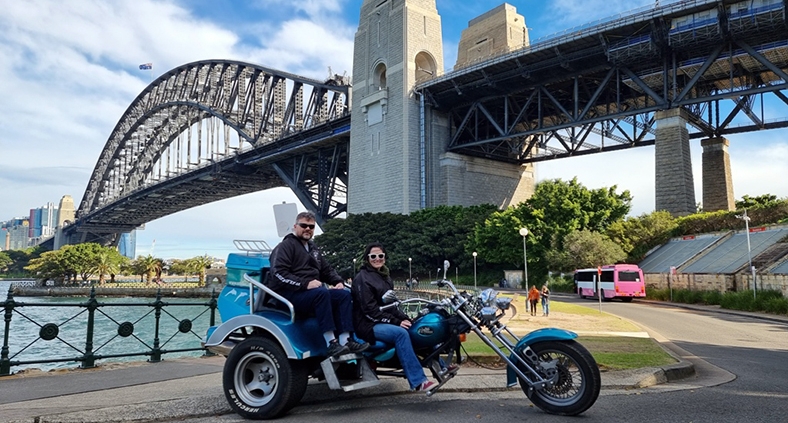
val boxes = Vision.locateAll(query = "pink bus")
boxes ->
[574,264,646,302]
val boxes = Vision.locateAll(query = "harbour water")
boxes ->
[1,280,219,373]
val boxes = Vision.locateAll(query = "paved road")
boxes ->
[163,297,788,423]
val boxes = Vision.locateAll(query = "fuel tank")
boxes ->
[408,311,448,349]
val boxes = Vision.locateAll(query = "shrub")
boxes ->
[646,287,671,301]
[673,289,705,304]
[763,297,788,315]
[547,274,575,293]
[702,291,723,305]
[720,290,756,311]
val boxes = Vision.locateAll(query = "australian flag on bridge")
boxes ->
[139,63,153,70]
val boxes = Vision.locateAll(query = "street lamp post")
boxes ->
[736,209,756,299]
[472,251,478,291]
[353,258,357,274]
[519,227,529,312]
[408,257,412,287]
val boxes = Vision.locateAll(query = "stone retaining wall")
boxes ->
[645,273,788,297]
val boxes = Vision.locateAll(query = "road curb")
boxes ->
[630,361,696,388]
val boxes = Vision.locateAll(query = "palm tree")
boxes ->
[94,248,127,284]
[190,255,214,286]
[134,255,163,284]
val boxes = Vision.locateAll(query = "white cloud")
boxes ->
[3,0,788,260]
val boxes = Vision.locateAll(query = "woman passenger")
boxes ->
[351,242,435,391]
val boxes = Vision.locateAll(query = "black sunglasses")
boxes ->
[297,223,316,230]
[368,253,386,260]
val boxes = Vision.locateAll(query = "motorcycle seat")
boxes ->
[354,337,396,362]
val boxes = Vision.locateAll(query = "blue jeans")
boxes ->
[279,287,353,334]
[542,300,549,315]
[373,324,427,389]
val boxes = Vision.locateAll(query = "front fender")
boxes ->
[505,328,578,386]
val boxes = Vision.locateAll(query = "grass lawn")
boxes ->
[455,297,677,370]
[459,333,676,370]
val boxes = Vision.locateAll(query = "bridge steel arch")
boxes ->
[418,0,788,164]
[67,60,350,246]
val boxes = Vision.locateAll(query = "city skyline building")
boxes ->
[28,202,57,238]
[118,231,137,259]
[1,217,30,251]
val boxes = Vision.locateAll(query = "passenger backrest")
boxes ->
[252,268,270,312]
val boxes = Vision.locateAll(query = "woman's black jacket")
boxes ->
[351,264,409,343]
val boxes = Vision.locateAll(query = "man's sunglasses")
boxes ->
[368,253,386,260]
[297,223,316,229]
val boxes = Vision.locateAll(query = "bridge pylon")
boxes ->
[348,1,534,215]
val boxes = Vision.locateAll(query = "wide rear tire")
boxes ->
[223,337,308,420]
[518,340,601,416]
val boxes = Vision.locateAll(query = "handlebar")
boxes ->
[379,297,443,312]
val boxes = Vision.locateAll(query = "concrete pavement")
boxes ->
[7,298,784,423]
[0,349,694,423]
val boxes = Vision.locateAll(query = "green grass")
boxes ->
[460,333,676,370]
[580,336,678,370]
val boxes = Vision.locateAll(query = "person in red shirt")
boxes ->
[527,286,541,316]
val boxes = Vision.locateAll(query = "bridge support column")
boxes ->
[701,137,734,212]
[655,108,696,216]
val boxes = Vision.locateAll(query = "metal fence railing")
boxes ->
[1,287,218,376]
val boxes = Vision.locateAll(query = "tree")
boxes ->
[736,194,780,210]
[549,230,626,271]
[606,211,677,262]
[472,178,632,285]
[132,255,163,284]
[0,251,11,273]
[25,250,69,282]
[94,248,128,284]
[317,212,411,278]
[168,259,191,280]
[189,255,214,286]
[470,207,530,268]
[60,243,107,282]
[3,247,45,276]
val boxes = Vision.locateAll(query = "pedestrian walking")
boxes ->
[541,285,550,316]
[527,286,540,316]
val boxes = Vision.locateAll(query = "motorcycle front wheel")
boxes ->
[518,340,601,416]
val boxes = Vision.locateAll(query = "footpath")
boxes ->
[2,301,785,423]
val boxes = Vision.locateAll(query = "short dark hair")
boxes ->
[363,242,386,263]
[295,211,316,223]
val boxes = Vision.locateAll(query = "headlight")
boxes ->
[479,288,498,306]
[495,297,512,310]
[480,306,498,321]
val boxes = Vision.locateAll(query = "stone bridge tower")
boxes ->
[349,0,534,214]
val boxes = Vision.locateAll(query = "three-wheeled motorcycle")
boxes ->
[204,242,600,419]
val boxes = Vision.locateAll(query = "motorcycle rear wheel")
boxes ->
[518,340,601,416]
[223,337,308,419]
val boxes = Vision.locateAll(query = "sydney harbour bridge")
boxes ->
[50,0,788,248]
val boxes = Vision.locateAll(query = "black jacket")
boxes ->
[268,234,342,292]
[351,264,409,343]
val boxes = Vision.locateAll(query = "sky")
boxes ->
[1,0,787,260]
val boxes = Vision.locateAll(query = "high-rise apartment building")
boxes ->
[29,202,57,238]
[1,218,30,250]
